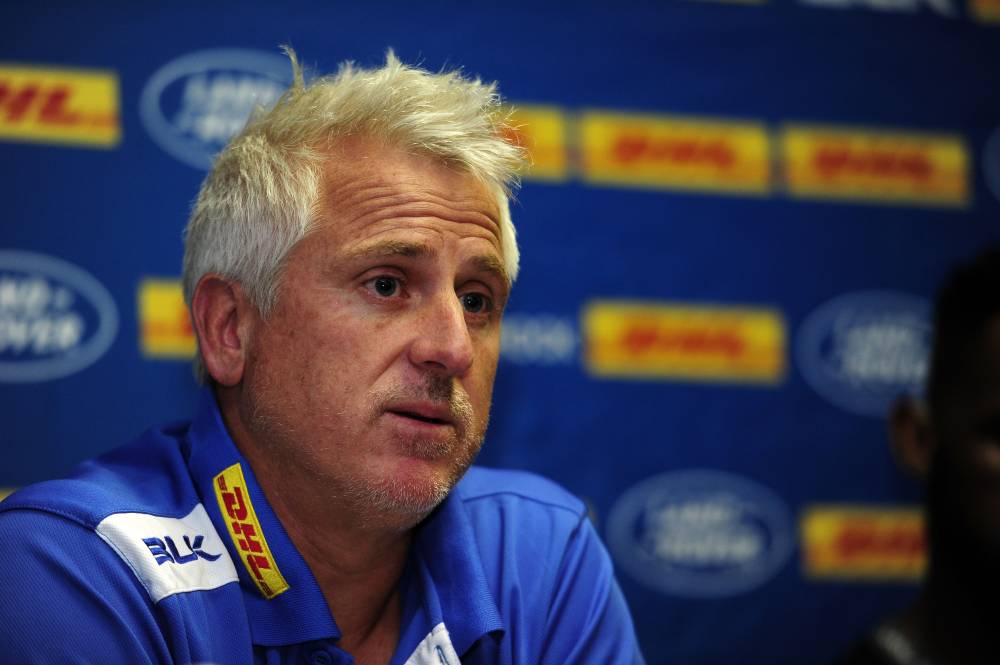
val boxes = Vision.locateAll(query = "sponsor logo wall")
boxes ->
[606,470,796,598]
[796,291,930,417]
[583,300,785,383]
[0,64,120,147]
[3,7,998,665]
[512,108,974,210]
[140,49,291,169]
[801,506,925,580]
[0,251,118,383]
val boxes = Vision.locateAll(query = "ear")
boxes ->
[887,396,935,481]
[190,275,255,387]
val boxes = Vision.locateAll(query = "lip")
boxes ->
[384,402,455,428]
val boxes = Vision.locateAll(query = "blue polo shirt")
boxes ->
[0,390,644,664]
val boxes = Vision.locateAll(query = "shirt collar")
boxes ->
[184,387,504,654]
[411,480,505,655]
[185,387,339,647]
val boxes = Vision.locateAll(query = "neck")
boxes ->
[262,472,410,656]
[216,386,410,662]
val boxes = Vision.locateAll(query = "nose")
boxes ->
[408,293,474,376]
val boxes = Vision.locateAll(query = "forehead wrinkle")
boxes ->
[324,175,501,229]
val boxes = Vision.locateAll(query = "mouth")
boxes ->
[385,403,455,428]
[389,409,451,426]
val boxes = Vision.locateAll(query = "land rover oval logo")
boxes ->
[0,251,118,382]
[140,49,291,169]
[796,290,930,417]
[606,470,794,598]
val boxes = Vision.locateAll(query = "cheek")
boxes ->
[252,307,348,401]
[469,338,500,403]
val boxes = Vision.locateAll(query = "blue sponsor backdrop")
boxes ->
[3,2,1000,663]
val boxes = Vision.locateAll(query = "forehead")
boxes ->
[316,137,503,248]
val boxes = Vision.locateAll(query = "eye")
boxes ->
[460,292,492,314]
[371,276,399,297]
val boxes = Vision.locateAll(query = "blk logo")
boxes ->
[143,535,222,565]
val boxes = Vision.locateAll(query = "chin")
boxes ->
[361,478,452,529]
[352,461,464,525]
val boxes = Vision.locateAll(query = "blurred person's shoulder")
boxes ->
[833,623,923,665]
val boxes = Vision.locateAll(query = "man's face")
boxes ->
[929,316,1000,558]
[239,139,509,527]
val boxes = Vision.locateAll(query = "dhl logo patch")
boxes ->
[138,279,195,358]
[0,64,120,147]
[580,112,771,195]
[801,506,925,580]
[505,105,569,181]
[0,487,14,502]
[970,0,1000,21]
[781,124,968,207]
[583,301,785,383]
[214,463,290,599]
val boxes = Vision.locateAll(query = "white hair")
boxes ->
[183,48,526,383]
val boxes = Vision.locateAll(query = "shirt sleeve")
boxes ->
[0,508,171,664]
[539,513,646,665]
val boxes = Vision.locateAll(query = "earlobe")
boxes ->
[887,396,935,481]
[191,275,252,387]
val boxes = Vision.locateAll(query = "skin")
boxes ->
[885,317,1000,664]
[191,137,510,664]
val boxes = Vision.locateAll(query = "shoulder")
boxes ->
[449,468,645,664]
[454,466,586,518]
[0,506,171,662]
[452,467,589,562]
[450,467,590,578]
[0,425,241,661]
[0,422,238,605]
[0,422,196,528]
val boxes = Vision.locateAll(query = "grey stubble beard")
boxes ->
[245,367,488,530]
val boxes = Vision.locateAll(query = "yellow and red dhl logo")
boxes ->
[214,463,289,599]
[580,111,771,195]
[970,0,1000,22]
[583,301,785,383]
[0,64,120,147]
[801,506,925,580]
[504,104,569,181]
[781,124,968,207]
[139,279,196,358]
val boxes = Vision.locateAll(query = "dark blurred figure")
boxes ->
[835,247,1000,665]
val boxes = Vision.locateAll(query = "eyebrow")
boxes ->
[344,239,510,287]
[343,239,433,262]
[469,253,511,289]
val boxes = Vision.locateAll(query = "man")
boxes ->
[0,51,644,664]
[834,248,1000,665]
